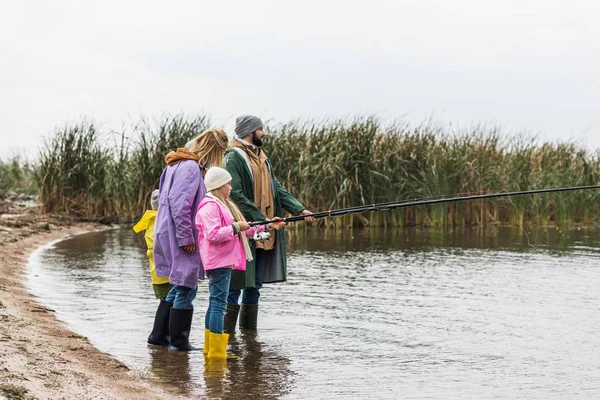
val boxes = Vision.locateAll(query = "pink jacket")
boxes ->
[195,197,265,271]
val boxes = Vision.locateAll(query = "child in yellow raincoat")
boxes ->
[133,189,173,345]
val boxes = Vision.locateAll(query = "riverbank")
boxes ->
[0,208,170,400]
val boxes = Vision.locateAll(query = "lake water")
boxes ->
[28,226,600,399]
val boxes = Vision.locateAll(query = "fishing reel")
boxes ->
[252,231,271,241]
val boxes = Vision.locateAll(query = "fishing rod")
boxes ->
[249,184,600,226]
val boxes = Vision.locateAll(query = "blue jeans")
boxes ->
[227,249,267,305]
[205,268,232,334]
[165,285,198,309]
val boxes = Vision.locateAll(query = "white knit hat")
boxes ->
[204,167,232,192]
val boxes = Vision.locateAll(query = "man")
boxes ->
[223,115,314,332]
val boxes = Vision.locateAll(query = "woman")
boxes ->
[152,128,228,351]
[195,167,284,359]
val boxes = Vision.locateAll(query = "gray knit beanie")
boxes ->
[204,167,232,192]
[235,115,263,139]
[150,189,159,210]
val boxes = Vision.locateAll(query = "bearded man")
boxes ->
[223,115,314,332]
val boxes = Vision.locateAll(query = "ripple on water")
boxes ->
[27,226,600,399]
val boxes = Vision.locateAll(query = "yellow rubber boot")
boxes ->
[207,332,238,360]
[203,328,210,356]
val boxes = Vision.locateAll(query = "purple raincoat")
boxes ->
[154,159,206,288]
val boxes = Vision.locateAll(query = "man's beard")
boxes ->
[252,132,263,147]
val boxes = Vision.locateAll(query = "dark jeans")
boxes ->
[205,268,232,333]
[165,285,197,309]
[227,248,268,305]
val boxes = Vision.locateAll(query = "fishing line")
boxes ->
[502,189,537,250]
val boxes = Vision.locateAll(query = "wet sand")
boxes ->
[0,209,173,400]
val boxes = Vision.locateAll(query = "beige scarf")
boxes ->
[229,139,276,250]
[206,193,253,261]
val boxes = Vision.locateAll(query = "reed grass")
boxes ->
[23,114,600,227]
[37,121,111,217]
[264,117,600,228]
[126,114,210,217]
[36,114,210,221]
[0,156,37,195]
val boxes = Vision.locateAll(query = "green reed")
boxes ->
[264,117,600,228]
[37,121,111,217]
[0,156,37,195]
[23,114,600,226]
[36,114,210,221]
[127,114,210,217]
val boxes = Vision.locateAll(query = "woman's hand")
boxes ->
[181,243,196,255]
[238,221,250,232]
[267,217,286,230]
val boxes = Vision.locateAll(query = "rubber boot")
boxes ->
[207,332,238,360]
[168,308,198,351]
[203,328,210,356]
[239,304,258,331]
[147,299,171,346]
[223,303,240,334]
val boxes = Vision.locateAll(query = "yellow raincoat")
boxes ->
[133,210,170,285]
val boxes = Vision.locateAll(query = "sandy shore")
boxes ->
[0,210,171,400]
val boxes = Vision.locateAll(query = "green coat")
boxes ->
[223,147,306,290]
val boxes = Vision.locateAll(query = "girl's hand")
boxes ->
[238,221,250,231]
[182,243,196,255]
[267,217,286,230]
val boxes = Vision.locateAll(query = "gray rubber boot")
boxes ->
[168,308,198,351]
[223,303,241,334]
[239,304,258,331]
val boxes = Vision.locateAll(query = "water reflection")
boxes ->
[146,330,294,399]
[286,225,600,253]
[222,331,295,400]
[148,347,194,397]
[28,226,600,399]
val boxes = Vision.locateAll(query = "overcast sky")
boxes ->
[1,0,599,159]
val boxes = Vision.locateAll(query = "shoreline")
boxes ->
[0,213,171,400]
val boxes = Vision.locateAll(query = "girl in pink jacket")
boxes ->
[195,167,284,360]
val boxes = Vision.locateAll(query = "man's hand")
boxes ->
[299,209,315,223]
[182,243,196,255]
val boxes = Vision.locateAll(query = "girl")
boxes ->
[195,167,285,359]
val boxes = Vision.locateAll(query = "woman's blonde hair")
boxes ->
[189,128,229,168]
